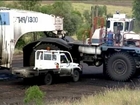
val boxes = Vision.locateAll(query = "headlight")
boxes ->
[78,64,83,69]
[135,41,140,46]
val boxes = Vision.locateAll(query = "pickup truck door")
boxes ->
[59,55,72,75]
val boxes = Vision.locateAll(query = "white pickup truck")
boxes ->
[12,49,82,85]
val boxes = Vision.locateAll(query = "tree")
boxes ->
[76,23,90,40]
[132,0,140,32]
[0,1,6,7]
[83,10,91,24]
[40,5,54,14]
[76,10,91,40]
[51,1,79,35]
[76,5,107,40]
[40,1,83,36]
[18,0,42,41]
[133,0,140,20]
[18,0,41,10]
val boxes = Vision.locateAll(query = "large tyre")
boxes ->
[72,69,80,82]
[43,73,53,85]
[106,52,136,81]
[29,43,60,66]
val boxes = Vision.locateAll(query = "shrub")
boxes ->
[24,85,45,105]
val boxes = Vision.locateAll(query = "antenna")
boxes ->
[116,11,120,14]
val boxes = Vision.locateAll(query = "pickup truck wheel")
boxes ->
[72,69,80,82]
[106,52,136,81]
[30,43,60,66]
[44,73,53,85]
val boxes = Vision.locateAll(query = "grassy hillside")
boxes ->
[5,1,133,17]
[42,0,133,7]
[41,0,133,17]
[72,3,132,17]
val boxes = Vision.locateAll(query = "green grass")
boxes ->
[5,1,132,17]
[45,88,140,105]
[14,49,23,55]
[72,3,132,17]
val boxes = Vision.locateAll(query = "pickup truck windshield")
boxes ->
[61,52,72,63]
[60,55,68,63]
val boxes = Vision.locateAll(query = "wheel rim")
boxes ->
[45,74,52,84]
[73,70,79,81]
[112,59,127,76]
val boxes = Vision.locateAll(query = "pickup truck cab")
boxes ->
[12,49,82,85]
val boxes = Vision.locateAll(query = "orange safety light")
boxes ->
[56,63,59,69]
[46,47,50,50]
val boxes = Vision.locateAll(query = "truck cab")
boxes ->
[12,49,82,85]
[78,12,140,82]
[107,13,135,33]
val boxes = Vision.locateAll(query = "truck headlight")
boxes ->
[78,64,83,69]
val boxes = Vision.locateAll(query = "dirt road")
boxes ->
[0,54,140,105]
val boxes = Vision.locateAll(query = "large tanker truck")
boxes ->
[0,7,140,82]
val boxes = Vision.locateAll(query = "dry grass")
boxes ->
[47,88,140,105]
[4,1,132,17]
[72,3,132,17]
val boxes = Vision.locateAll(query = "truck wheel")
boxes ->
[44,73,53,85]
[72,69,80,82]
[106,52,136,81]
[30,43,60,66]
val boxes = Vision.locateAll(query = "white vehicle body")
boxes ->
[34,50,81,71]
[0,7,64,69]
[12,50,82,78]
[79,13,140,54]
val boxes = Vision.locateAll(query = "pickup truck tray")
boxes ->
[12,67,38,78]
[12,67,59,78]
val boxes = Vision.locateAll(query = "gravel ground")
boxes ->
[0,54,140,105]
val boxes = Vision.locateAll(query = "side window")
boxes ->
[44,54,51,60]
[125,22,129,31]
[130,20,134,31]
[37,51,40,60]
[63,52,72,62]
[36,51,43,60]
[40,53,43,60]
[60,55,68,63]
[114,22,123,31]
[52,54,57,60]
[107,20,110,28]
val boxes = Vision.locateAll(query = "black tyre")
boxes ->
[72,69,80,82]
[44,73,53,85]
[106,52,136,81]
[29,43,60,66]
